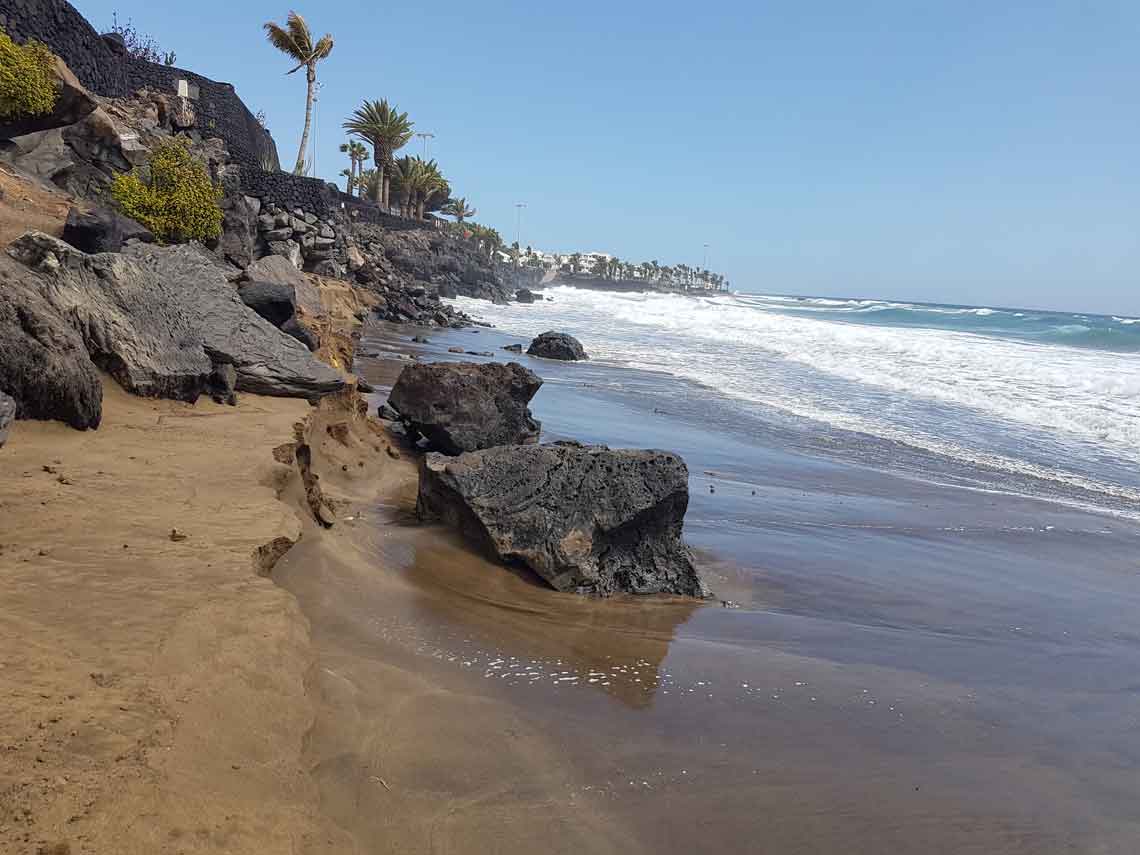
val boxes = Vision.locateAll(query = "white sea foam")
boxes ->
[450,287,1140,507]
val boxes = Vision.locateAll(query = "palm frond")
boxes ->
[286,11,314,54]
[263,21,304,61]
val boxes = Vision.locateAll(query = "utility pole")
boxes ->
[416,132,436,158]
[309,81,324,177]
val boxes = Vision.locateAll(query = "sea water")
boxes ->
[313,295,1140,853]
[451,287,1140,520]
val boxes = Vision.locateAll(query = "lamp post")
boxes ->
[416,132,435,158]
[515,202,527,247]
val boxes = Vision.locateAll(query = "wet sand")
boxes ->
[277,323,1140,853]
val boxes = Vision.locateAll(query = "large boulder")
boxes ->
[0,257,103,429]
[515,288,536,304]
[0,392,15,447]
[388,361,542,455]
[0,56,99,140]
[61,205,153,254]
[417,443,706,597]
[527,331,588,361]
[219,194,261,269]
[237,281,298,327]
[240,255,322,319]
[5,232,345,403]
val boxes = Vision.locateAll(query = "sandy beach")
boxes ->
[0,380,344,854]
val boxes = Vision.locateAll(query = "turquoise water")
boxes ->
[739,292,1140,352]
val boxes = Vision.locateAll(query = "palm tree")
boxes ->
[344,99,413,209]
[592,255,609,278]
[569,253,582,275]
[339,141,368,196]
[442,197,477,224]
[411,157,447,220]
[390,156,417,217]
[358,168,378,202]
[263,12,334,175]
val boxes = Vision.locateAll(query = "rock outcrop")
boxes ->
[417,443,705,597]
[0,56,99,139]
[515,288,536,304]
[239,255,322,323]
[61,204,154,254]
[527,331,588,361]
[387,361,542,455]
[0,391,14,448]
[5,231,344,406]
[0,258,103,429]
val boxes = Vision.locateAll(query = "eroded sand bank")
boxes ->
[0,381,348,854]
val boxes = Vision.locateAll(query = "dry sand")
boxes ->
[0,380,352,854]
[0,165,71,247]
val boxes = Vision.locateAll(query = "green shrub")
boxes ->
[110,139,223,243]
[0,27,59,120]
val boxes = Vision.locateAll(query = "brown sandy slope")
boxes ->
[0,165,71,247]
[0,381,354,854]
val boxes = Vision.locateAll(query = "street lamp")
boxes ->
[416,132,436,158]
[515,202,527,248]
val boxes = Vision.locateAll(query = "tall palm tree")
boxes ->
[358,168,378,202]
[442,197,477,224]
[344,99,413,209]
[403,157,447,220]
[263,12,334,175]
[390,155,418,217]
[339,141,368,196]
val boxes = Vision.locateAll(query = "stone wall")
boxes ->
[0,0,278,171]
[241,169,337,218]
[240,169,441,233]
[0,0,128,96]
[121,58,279,171]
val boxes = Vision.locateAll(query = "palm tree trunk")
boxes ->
[294,64,315,175]
[383,176,391,211]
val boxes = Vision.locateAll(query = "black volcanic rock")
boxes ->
[516,288,536,303]
[0,254,103,430]
[62,205,153,254]
[527,331,588,361]
[0,56,98,140]
[6,232,344,404]
[387,361,542,455]
[416,443,706,597]
[0,391,15,447]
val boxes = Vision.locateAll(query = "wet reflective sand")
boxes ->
[278,326,1140,853]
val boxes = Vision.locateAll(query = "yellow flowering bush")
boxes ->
[0,27,58,120]
[110,139,223,243]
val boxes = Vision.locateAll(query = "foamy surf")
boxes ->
[450,286,1140,518]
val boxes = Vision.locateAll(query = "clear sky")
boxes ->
[76,1,1139,314]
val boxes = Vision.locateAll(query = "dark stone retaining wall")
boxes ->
[1,0,446,231]
[240,167,438,232]
[1,0,278,170]
[122,59,279,171]
[0,0,128,96]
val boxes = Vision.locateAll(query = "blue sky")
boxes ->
[77,1,1139,314]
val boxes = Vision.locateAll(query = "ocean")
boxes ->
[452,288,1140,520]
[285,289,1140,853]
